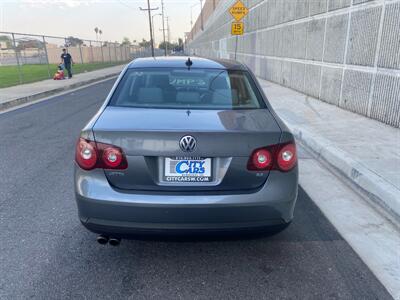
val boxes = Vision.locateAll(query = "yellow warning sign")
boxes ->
[231,22,244,35]
[229,0,249,22]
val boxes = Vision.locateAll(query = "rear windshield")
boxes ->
[109,68,264,109]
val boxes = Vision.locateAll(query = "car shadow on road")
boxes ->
[103,186,342,244]
[25,186,392,299]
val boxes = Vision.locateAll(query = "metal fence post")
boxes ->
[42,36,51,78]
[118,44,120,61]
[11,33,23,84]
[22,49,26,65]
[89,41,94,63]
[100,42,104,63]
[78,43,84,64]
[36,45,41,63]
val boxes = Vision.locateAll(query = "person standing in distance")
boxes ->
[60,48,74,79]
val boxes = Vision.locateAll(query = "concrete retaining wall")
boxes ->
[188,0,400,128]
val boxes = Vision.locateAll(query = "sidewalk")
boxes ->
[259,79,400,222]
[0,64,125,111]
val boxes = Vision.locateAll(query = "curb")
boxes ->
[0,72,119,111]
[289,123,400,223]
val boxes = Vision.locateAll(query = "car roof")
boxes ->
[127,56,247,70]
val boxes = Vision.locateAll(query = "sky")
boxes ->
[0,0,202,44]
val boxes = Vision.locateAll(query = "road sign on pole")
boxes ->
[229,0,248,60]
[231,22,244,35]
[229,0,249,22]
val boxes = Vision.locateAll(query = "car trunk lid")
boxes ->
[93,107,281,192]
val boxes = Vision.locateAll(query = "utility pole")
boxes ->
[152,13,162,47]
[140,0,158,57]
[161,0,167,56]
[166,16,170,46]
[160,16,170,55]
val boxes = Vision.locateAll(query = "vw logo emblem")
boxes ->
[179,135,196,152]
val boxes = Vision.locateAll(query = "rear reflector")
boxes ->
[75,138,127,171]
[247,142,297,172]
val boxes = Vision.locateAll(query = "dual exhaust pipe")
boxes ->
[97,235,121,246]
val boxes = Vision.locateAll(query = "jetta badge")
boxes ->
[179,135,196,152]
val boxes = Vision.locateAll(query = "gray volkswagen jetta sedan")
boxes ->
[75,57,298,244]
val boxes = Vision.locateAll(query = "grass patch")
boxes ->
[0,62,125,88]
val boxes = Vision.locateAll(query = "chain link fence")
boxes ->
[0,31,162,88]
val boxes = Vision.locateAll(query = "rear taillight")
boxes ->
[75,138,128,171]
[247,142,297,172]
[277,143,297,171]
[102,147,123,168]
[251,149,273,170]
[76,139,97,170]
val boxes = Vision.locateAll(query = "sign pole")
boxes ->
[229,0,248,61]
[234,35,238,60]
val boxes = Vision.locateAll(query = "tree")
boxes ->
[158,41,175,51]
[94,27,99,41]
[138,39,151,48]
[0,35,12,48]
[158,40,184,52]
[176,38,184,51]
[121,37,131,46]
[66,36,84,47]
[16,38,44,50]
[99,30,103,41]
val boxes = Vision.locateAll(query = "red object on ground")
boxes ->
[53,70,65,80]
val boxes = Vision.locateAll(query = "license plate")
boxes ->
[164,157,212,183]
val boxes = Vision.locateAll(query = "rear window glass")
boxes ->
[109,68,264,109]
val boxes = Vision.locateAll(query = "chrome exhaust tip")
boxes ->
[96,235,109,245]
[108,237,121,246]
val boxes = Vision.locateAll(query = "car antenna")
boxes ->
[185,57,193,69]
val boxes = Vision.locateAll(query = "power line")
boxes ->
[116,0,136,10]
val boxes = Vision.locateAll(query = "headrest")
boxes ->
[137,88,164,103]
[176,91,201,104]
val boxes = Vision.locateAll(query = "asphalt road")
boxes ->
[0,79,392,299]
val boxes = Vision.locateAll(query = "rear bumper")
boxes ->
[75,167,298,236]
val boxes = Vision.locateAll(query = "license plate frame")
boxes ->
[163,157,212,183]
